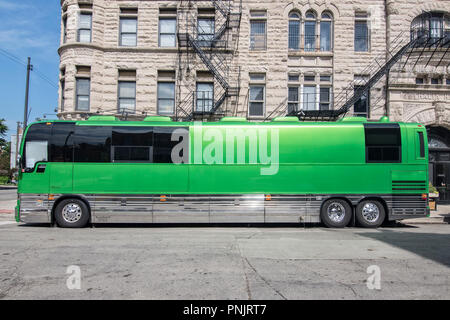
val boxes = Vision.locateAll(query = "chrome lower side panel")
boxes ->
[19,194,51,223]
[17,193,428,224]
[90,194,323,224]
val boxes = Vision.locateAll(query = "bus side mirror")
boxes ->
[16,155,21,169]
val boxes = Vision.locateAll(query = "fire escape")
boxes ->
[281,11,450,121]
[176,0,242,121]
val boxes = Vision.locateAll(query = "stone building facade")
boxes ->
[58,0,450,201]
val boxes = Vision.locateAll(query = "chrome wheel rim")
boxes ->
[62,203,82,223]
[362,203,380,223]
[327,202,346,223]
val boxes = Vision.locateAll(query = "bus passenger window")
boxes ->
[50,122,75,162]
[25,141,48,169]
[112,127,153,162]
[364,124,401,163]
[22,123,52,170]
[418,131,425,158]
[153,127,188,164]
[74,126,112,163]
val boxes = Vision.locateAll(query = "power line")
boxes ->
[0,47,58,89]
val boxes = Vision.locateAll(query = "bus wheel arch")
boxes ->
[320,197,353,228]
[355,198,386,228]
[52,195,91,228]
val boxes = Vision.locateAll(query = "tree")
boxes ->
[0,120,10,179]
[0,119,7,149]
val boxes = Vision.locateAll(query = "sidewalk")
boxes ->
[404,204,450,225]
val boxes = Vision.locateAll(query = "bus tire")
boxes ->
[355,200,385,228]
[320,199,352,228]
[54,199,90,228]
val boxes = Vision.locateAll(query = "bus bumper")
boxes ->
[17,194,51,223]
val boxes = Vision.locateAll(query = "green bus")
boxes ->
[16,115,429,228]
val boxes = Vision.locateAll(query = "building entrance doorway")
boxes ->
[428,127,450,204]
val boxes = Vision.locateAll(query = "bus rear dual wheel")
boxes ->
[320,199,385,228]
[54,199,90,228]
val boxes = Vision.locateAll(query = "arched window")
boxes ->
[411,12,450,46]
[320,11,333,51]
[288,12,301,50]
[305,11,316,51]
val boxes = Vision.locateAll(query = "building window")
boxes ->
[320,75,331,82]
[250,11,267,50]
[159,17,176,47]
[303,85,316,110]
[355,14,369,52]
[354,86,370,117]
[158,82,175,115]
[249,73,265,117]
[304,75,315,82]
[76,78,90,111]
[320,87,331,110]
[60,79,65,112]
[431,77,442,85]
[120,18,137,46]
[320,12,332,51]
[118,81,136,113]
[416,77,425,84]
[249,86,265,116]
[196,82,214,112]
[288,74,300,82]
[62,15,68,44]
[446,78,450,85]
[197,18,215,46]
[304,11,316,52]
[288,87,299,113]
[78,13,92,43]
[288,12,301,50]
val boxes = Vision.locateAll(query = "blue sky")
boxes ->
[0,0,61,140]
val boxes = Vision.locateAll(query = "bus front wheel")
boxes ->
[320,199,352,228]
[355,200,385,228]
[54,199,90,228]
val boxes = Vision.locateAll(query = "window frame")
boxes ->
[197,17,215,46]
[118,81,137,114]
[319,86,331,110]
[288,86,299,113]
[158,17,177,48]
[119,17,138,47]
[75,78,91,111]
[248,83,266,117]
[303,85,317,110]
[304,11,317,52]
[250,15,267,51]
[196,82,214,112]
[157,81,176,115]
[320,12,333,52]
[354,16,369,52]
[288,12,301,50]
[77,12,92,43]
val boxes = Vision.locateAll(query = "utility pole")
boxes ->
[15,122,21,169]
[23,57,33,128]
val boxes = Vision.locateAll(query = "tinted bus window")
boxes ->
[50,122,75,162]
[154,127,188,163]
[74,126,111,162]
[112,127,153,162]
[418,131,425,158]
[364,124,401,163]
[23,123,52,170]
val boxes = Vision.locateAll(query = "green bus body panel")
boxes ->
[17,120,429,197]
[73,164,188,193]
